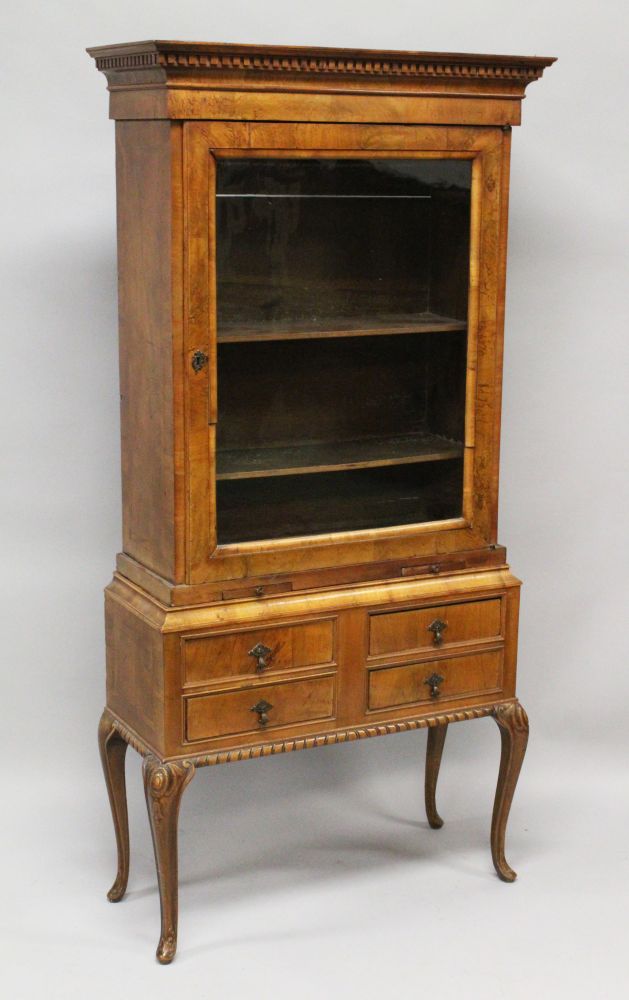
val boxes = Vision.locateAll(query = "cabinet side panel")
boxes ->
[105,592,165,753]
[116,120,177,579]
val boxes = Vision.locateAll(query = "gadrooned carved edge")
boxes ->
[104,714,152,758]
[107,702,518,769]
[90,47,553,84]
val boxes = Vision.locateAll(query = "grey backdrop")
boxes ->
[3,1,628,997]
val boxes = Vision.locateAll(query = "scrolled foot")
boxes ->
[491,701,529,883]
[107,877,127,902]
[494,858,517,883]
[156,934,177,965]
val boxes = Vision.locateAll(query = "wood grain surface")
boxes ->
[90,39,554,961]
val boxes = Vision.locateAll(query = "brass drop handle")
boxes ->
[250,699,273,727]
[427,618,448,647]
[424,673,444,699]
[248,642,273,673]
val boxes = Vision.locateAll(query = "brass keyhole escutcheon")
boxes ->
[250,700,273,727]
[191,350,208,372]
[424,673,444,699]
[427,618,448,647]
[248,642,273,673]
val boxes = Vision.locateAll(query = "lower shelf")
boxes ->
[217,459,463,544]
[216,431,463,480]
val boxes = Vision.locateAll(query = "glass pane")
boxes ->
[215,157,471,544]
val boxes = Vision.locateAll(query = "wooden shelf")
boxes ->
[217,311,466,344]
[217,432,463,481]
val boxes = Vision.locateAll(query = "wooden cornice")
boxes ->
[87,40,555,124]
[88,39,555,85]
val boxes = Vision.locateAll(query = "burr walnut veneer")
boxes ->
[89,39,554,963]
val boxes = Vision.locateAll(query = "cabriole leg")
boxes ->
[143,755,195,965]
[425,723,448,829]
[491,701,529,882]
[98,709,130,902]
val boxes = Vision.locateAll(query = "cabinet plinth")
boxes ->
[89,38,554,962]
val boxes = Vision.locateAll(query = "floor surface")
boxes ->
[5,724,627,999]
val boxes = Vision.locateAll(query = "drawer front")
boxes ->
[368,649,503,711]
[369,598,501,658]
[183,619,335,685]
[185,674,336,742]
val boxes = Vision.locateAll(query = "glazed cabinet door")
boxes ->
[183,123,510,585]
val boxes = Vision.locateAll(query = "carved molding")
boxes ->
[108,715,152,757]
[88,42,555,87]
[109,702,513,769]
[114,703,524,768]
[194,706,498,766]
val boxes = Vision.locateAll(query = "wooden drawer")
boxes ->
[368,649,503,711]
[185,674,335,742]
[368,598,501,658]
[183,618,335,685]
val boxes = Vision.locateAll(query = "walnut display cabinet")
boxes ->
[89,40,554,963]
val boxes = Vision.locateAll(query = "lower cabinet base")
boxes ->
[98,698,529,964]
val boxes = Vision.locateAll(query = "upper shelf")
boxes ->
[218,310,466,344]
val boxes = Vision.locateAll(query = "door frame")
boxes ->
[183,121,510,585]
